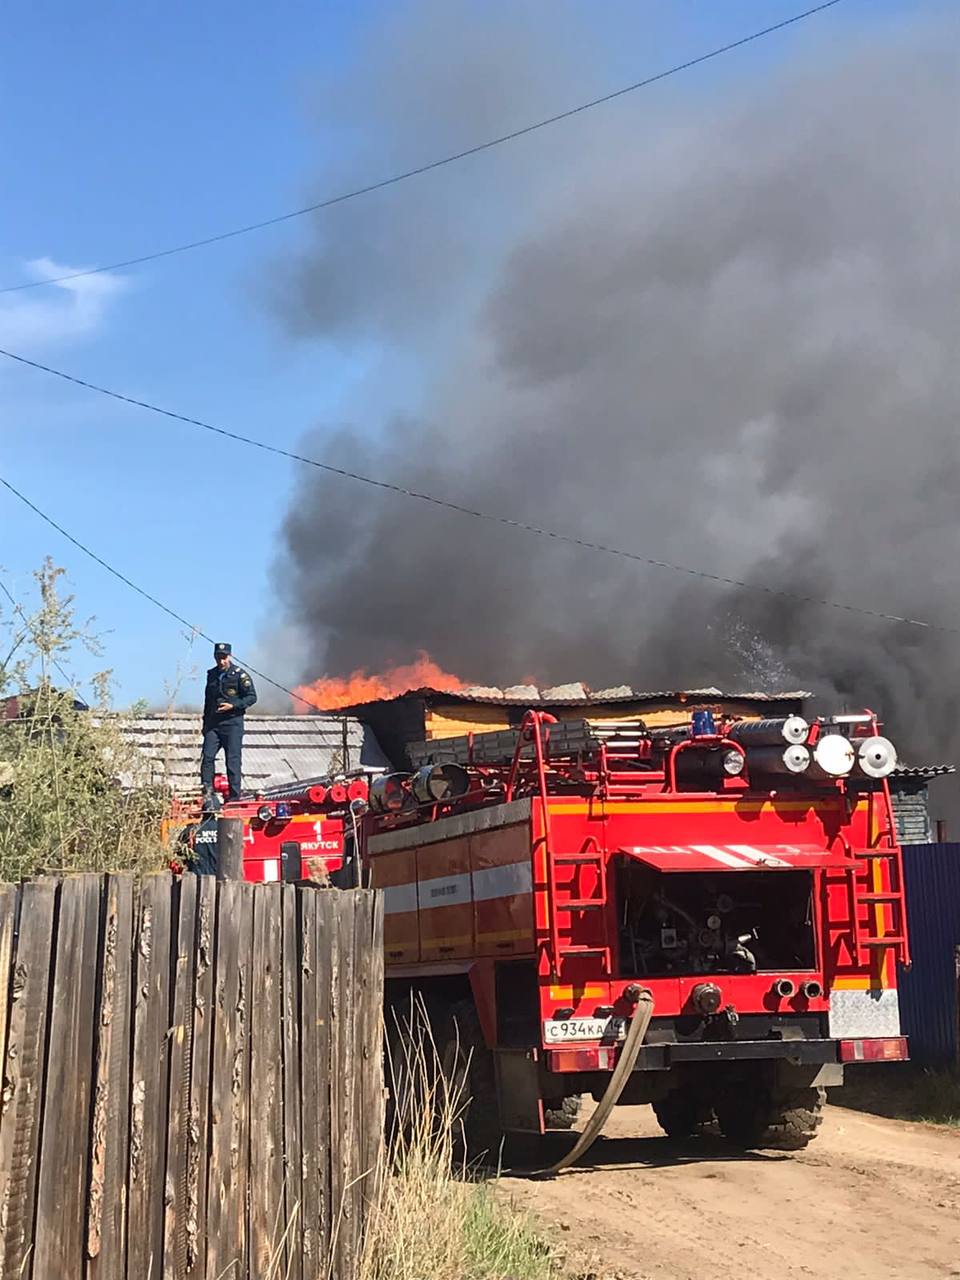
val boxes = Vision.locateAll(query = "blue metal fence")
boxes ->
[899,843,960,1067]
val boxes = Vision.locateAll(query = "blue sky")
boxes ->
[0,0,927,708]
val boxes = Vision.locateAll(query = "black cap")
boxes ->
[214,642,232,657]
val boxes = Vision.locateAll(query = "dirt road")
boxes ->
[501,1104,960,1280]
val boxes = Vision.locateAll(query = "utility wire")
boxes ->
[0,476,327,711]
[0,1,844,295]
[0,349,954,636]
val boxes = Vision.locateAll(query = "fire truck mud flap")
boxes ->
[543,991,654,1176]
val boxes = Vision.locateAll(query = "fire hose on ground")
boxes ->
[543,989,655,1176]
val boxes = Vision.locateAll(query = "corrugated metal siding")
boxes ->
[111,714,388,793]
[900,843,960,1067]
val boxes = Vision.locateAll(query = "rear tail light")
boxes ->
[839,1037,908,1062]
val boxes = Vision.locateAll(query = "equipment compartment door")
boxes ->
[371,849,420,965]
[471,825,535,958]
[417,837,474,960]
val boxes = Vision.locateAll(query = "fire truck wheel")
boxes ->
[652,1089,712,1139]
[715,1084,825,1151]
[440,999,507,1165]
[543,1095,581,1130]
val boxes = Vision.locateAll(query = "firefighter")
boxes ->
[201,642,257,802]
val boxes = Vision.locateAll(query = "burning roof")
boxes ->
[325,683,813,714]
[323,683,813,774]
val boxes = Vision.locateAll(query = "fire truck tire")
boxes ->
[715,1084,825,1151]
[440,999,508,1165]
[652,1090,712,1139]
[543,1095,581,1130]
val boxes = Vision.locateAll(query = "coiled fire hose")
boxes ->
[544,989,654,1175]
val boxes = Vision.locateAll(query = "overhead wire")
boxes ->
[0,351,954,635]
[0,1,844,295]
[0,476,328,711]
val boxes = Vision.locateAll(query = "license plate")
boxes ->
[543,1016,627,1044]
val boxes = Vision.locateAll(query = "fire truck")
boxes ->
[166,773,368,884]
[359,706,909,1160]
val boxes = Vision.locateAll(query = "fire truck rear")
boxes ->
[362,707,909,1158]
[166,774,366,884]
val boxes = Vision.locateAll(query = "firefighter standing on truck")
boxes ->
[201,642,257,802]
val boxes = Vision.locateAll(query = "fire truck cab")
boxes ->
[361,702,909,1159]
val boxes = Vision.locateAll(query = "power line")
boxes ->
[0,350,954,636]
[0,2,844,295]
[0,476,328,711]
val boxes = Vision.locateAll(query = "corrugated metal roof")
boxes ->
[113,713,388,793]
[334,684,813,713]
[891,764,956,779]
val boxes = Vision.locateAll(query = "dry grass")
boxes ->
[836,1063,960,1127]
[357,1004,558,1280]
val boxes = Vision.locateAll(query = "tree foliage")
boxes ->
[0,560,166,880]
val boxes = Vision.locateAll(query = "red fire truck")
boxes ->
[360,707,909,1159]
[167,773,368,884]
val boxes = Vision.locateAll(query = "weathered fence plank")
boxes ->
[249,885,284,1276]
[34,874,103,1277]
[0,878,57,1280]
[0,887,17,1118]
[280,884,303,1280]
[163,874,198,1280]
[127,873,174,1280]
[297,889,321,1275]
[314,891,335,1270]
[87,873,136,1280]
[185,876,216,1276]
[206,879,254,1280]
[334,892,359,1278]
[359,893,385,1231]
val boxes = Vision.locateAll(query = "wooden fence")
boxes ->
[0,873,384,1279]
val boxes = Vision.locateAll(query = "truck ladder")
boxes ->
[550,841,612,976]
[848,844,910,968]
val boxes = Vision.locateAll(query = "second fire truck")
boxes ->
[357,703,909,1159]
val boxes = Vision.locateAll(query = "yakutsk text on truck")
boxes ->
[358,704,909,1158]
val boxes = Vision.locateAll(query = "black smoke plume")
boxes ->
[273,5,959,779]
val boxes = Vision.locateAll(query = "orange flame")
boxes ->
[294,652,469,711]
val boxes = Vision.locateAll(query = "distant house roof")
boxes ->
[114,713,388,794]
[890,764,956,781]
[333,684,813,714]
[2,688,89,719]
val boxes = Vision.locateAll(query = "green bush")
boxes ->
[0,560,167,880]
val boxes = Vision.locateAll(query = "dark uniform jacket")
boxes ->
[202,663,257,731]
